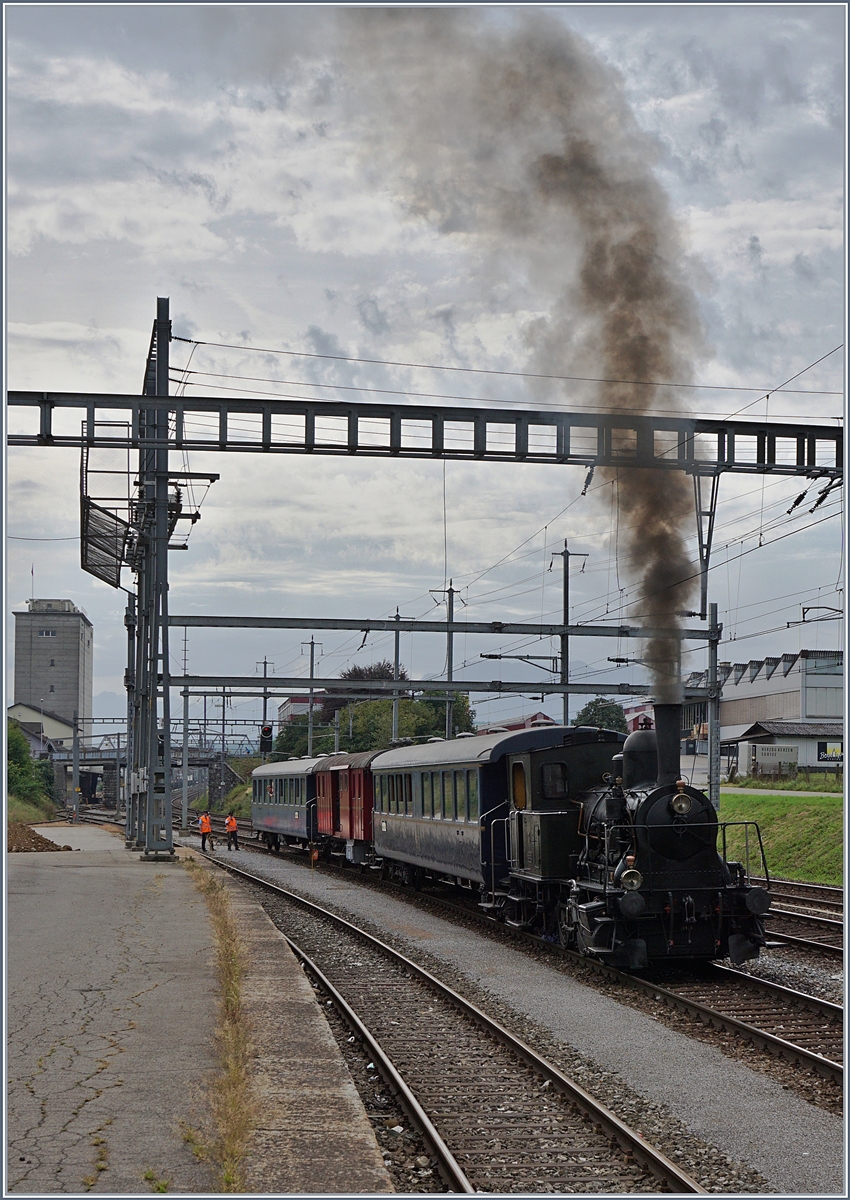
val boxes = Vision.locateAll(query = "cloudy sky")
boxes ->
[5,4,845,734]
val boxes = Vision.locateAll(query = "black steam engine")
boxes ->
[496,704,771,968]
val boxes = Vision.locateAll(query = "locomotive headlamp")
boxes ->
[620,868,643,891]
[670,792,692,815]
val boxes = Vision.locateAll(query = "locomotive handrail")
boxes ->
[718,820,770,887]
[488,816,510,901]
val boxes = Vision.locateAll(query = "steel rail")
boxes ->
[204,855,706,1194]
[762,930,844,958]
[649,970,843,1083]
[285,937,475,1194]
[174,827,844,1084]
[768,907,843,930]
[708,962,843,1019]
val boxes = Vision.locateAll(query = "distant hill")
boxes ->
[93,691,125,718]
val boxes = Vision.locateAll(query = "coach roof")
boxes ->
[253,757,325,779]
[371,726,622,770]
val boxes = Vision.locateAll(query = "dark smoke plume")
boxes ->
[336,10,702,701]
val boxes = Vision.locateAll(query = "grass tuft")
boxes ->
[726,773,842,793]
[184,859,256,1192]
[720,791,843,885]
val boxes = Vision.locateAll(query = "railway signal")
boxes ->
[259,724,273,755]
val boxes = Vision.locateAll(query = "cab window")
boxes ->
[512,762,527,810]
[542,762,568,799]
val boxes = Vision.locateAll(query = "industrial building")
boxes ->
[13,599,93,734]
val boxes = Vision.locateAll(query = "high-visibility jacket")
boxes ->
[199,813,212,834]
[225,815,238,833]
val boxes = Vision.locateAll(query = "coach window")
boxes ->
[389,775,397,813]
[430,772,441,818]
[422,772,432,817]
[404,774,412,815]
[454,770,466,821]
[467,770,479,822]
[441,771,453,821]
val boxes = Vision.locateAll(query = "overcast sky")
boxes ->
[5,4,845,734]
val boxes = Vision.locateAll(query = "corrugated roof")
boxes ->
[729,720,843,741]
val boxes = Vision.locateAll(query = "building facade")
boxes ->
[13,599,93,732]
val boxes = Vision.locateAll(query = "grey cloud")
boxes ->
[357,298,389,336]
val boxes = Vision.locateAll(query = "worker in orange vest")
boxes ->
[225,812,239,852]
[198,811,214,853]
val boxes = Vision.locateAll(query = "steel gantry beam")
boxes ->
[168,614,711,639]
[174,673,711,700]
[7,390,843,477]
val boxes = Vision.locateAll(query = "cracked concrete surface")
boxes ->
[7,827,217,1194]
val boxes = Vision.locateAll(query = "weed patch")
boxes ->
[726,774,842,793]
[184,859,256,1192]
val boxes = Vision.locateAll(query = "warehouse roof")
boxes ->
[728,720,844,742]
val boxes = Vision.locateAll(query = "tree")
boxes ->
[574,699,628,733]
[7,720,52,807]
[273,693,475,758]
[321,660,409,722]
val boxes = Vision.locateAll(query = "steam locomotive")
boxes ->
[251,702,771,967]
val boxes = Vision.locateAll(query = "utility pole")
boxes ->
[221,687,227,796]
[708,602,722,811]
[71,708,80,820]
[552,541,587,725]
[257,656,272,761]
[302,638,322,756]
[128,296,175,858]
[428,581,465,738]
[181,629,189,833]
[392,609,401,742]
[446,583,455,738]
[334,708,340,752]
[259,656,270,727]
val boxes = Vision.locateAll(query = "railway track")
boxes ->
[207,854,704,1194]
[750,876,844,917]
[640,965,842,1083]
[763,909,844,957]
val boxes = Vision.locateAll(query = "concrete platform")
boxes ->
[6,825,393,1194]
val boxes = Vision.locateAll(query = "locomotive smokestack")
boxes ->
[654,704,682,787]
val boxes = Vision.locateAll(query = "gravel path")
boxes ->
[196,840,844,1195]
